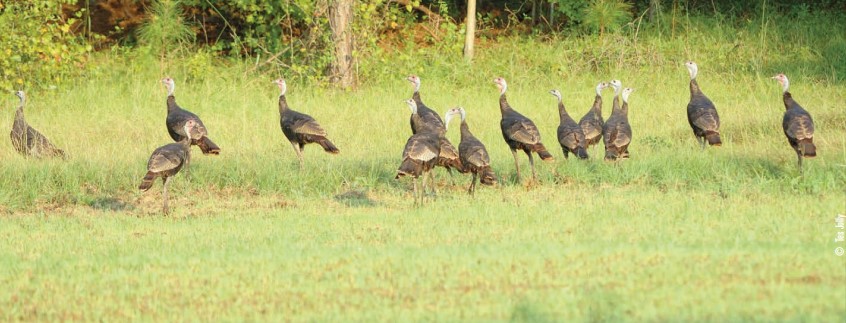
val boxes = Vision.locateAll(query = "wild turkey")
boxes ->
[274,78,339,168]
[685,61,722,148]
[603,88,634,161]
[773,73,816,173]
[396,99,440,204]
[406,75,445,133]
[162,77,220,174]
[550,89,588,159]
[139,119,197,215]
[444,107,496,195]
[605,79,629,159]
[493,77,554,182]
[406,75,464,173]
[9,91,65,158]
[578,82,609,148]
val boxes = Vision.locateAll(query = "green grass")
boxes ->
[1,14,846,321]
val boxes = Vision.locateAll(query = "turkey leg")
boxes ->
[291,142,304,169]
[511,149,521,182]
[162,177,171,215]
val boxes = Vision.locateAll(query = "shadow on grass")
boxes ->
[334,189,378,207]
[510,300,554,323]
[87,196,135,211]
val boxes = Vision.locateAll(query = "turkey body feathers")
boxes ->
[458,122,497,185]
[138,141,190,191]
[165,96,220,155]
[579,94,604,147]
[278,96,339,154]
[782,93,816,157]
[603,103,632,160]
[557,99,589,160]
[410,93,462,172]
[687,80,722,146]
[10,107,64,159]
[500,109,553,160]
[410,93,445,135]
[396,132,440,178]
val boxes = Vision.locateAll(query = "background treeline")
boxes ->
[2,0,845,90]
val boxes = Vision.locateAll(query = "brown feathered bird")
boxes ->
[396,99,441,205]
[773,73,816,173]
[685,61,722,148]
[273,78,339,168]
[406,75,464,173]
[579,82,609,148]
[445,107,496,195]
[550,89,589,159]
[493,77,554,183]
[139,119,198,215]
[603,87,634,161]
[162,77,220,175]
[9,91,65,158]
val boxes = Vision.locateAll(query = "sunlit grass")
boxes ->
[0,15,845,321]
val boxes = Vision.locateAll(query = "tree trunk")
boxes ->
[648,0,662,22]
[463,0,477,62]
[329,0,355,89]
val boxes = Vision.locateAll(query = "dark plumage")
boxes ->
[274,78,339,168]
[445,107,496,195]
[406,75,445,134]
[139,120,197,215]
[550,89,588,159]
[493,77,554,182]
[579,82,608,148]
[406,75,464,173]
[685,62,722,148]
[773,73,816,173]
[603,87,634,161]
[9,91,65,158]
[161,77,219,177]
[396,99,440,204]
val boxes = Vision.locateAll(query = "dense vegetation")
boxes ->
[3,0,846,89]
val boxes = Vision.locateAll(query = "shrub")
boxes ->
[0,0,92,90]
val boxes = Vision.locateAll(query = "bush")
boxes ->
[0,0,92,91]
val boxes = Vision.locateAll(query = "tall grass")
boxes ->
[1,12,844,212]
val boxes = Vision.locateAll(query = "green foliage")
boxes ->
[582,0,633,35]
[137,0,195,59]
[551,0,589,27]
[0,0,92,90]
[178,0,334,81]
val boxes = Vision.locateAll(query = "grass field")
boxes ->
[1,18,846,320]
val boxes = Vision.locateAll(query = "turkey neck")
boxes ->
[498,93,512,115]
[620,101,629,117]
[166,95,179,114]
[689,79,703,98]
[782,92,800,111]
[412,91,422,104]
[612,95,620,113]
[459,120,473,141]
[410,111,425,130]
[590,94,603,117]
[557,100,572,123]
[278,95,289,114]
[14,105,25,124]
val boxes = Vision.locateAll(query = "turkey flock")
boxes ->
[7,62,818,213]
